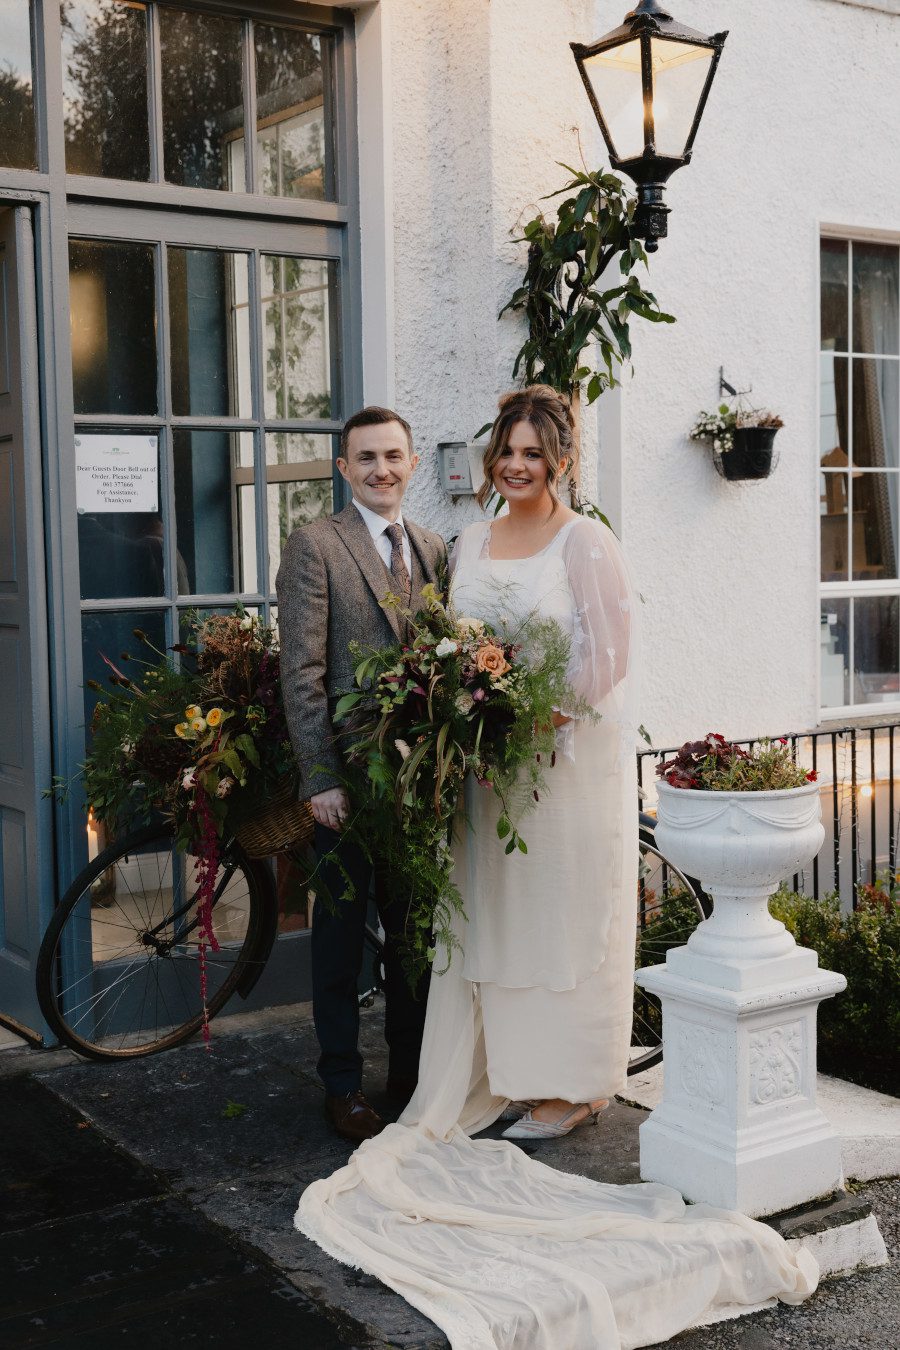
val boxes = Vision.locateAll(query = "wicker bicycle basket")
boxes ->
[229,777,315,858]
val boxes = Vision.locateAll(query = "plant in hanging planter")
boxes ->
[651,734,825,979]
[487,164,675,509]
[690,403,784,481]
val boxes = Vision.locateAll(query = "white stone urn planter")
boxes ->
[635,778,848,1217]
[653,779,827,990]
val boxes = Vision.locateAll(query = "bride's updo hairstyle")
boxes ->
[476,384,577,513]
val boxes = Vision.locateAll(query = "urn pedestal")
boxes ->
[635,781,847,1218]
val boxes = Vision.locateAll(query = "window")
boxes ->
[820,237,900,712]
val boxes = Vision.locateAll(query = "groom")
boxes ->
[276,407,446,1142]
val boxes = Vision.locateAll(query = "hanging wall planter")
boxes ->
[690,401,784,483]
[715,425,780,481]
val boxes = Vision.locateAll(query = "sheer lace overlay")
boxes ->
[295,517,818,1348]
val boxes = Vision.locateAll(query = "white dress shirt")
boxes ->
[351,499,412,574]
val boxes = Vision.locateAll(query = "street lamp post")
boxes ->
[571,0,727,250]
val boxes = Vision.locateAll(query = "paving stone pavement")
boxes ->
[4,1001,896,1349]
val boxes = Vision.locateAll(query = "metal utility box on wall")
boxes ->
[437,441,487,496]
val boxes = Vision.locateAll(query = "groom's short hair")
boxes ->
[341,406,414,458]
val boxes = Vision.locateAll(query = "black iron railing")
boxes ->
[637,722,900,910]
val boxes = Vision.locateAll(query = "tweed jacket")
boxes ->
[276,502,447,798]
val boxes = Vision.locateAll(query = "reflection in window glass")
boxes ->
[820,472,849,582]
[0,0,37,169]
[77,431,165,599]
[168,249,251,416]
[819,353,848,468]
[255,24,333,200]
[81,608,166,736]
[852,473,899,581]
[160,6,243,191]
[820,599,849,709]
[173,430,257,595]
[61,0,150,180]
[820,239,848,354]
[69,238,157,414]
[854,594,899,706]
[264,432,334,584]
[261,256,337,420]
[852,358,899,469]
[852,242,899,356]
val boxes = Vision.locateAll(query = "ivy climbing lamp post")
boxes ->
[571,0,727,250]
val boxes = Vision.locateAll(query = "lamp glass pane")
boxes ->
[649,38,713,158]
[582,38,645,162]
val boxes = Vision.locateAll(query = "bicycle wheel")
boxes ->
[37,822,268,1059]
[628,836,705,1075]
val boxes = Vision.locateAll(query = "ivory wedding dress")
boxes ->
[296,516,818,1350]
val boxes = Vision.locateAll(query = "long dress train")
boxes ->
[295,518,818,1350]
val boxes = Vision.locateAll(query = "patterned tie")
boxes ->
[384,522,412,603]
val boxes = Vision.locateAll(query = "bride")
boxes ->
[296,385,817,1349]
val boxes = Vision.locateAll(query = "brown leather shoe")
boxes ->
[324,1090,386,1143]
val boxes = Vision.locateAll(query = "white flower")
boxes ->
[182,769,196,790]
[394,738,412,760]
[455,691,474,715]
[435,637,459,658]
[121,740,135,756]
[240,615,253,631]
[456,616,485,637]
[215,776,235,798]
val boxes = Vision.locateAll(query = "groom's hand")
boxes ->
[311,786,350,832]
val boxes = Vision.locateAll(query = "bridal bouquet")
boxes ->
[332,584,592,980]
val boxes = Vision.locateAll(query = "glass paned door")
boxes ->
[69,208,349,954]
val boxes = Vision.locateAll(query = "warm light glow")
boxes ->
[69,270,107,386]
[582,35,713,162]
[859,784,875,798]
[86,808,100,862]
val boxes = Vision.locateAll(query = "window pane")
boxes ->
[265,434,334,590]
[168,249,251,417]
[82,608,166,737]
[820,472,849,581]
[852,358,899,469]
[69,238,157,414]
[61,0,150,181]
[255,24,334,200]
[261,256,338,419]
[820,239,848,354]
[853,594,900,705]
[77,430,164,599]
[160,6,243,191]
[852,242,899,356]
[820,599,849,709]
[852,473,899,581]
[0,0,36,169]
[820,353,848,467]
[173,430,257,595]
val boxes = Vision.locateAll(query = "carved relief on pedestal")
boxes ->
[748,1021,805,1106]
[675,1021,727,1105]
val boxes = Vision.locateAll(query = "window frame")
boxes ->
[819,227,900,719]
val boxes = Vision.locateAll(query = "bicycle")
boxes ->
[36,812,705,1072]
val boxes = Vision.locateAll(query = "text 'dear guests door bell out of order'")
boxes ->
[437,441,487,497]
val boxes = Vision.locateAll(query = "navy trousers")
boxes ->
[310,822,430,1096]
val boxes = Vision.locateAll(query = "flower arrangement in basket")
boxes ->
[689,404,784,457]
[656,733,816,791]
[690,400,784,481]
[332,584,594,982]
[64,610,310,1038]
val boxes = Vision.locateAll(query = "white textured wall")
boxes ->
[372,0,900,746]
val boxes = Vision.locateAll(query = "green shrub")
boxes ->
[769,883,900,1095]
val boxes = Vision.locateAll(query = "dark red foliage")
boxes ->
[656,732,749,788]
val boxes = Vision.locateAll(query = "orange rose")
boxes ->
[474,643,511,680]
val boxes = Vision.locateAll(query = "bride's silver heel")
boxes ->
[501,1098,609,1140]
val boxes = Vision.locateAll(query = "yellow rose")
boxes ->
[191,716,207,734]
[206,707,223,727]
[174,722,189,739]
[184,704,201,720]
[474,643,511,680]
